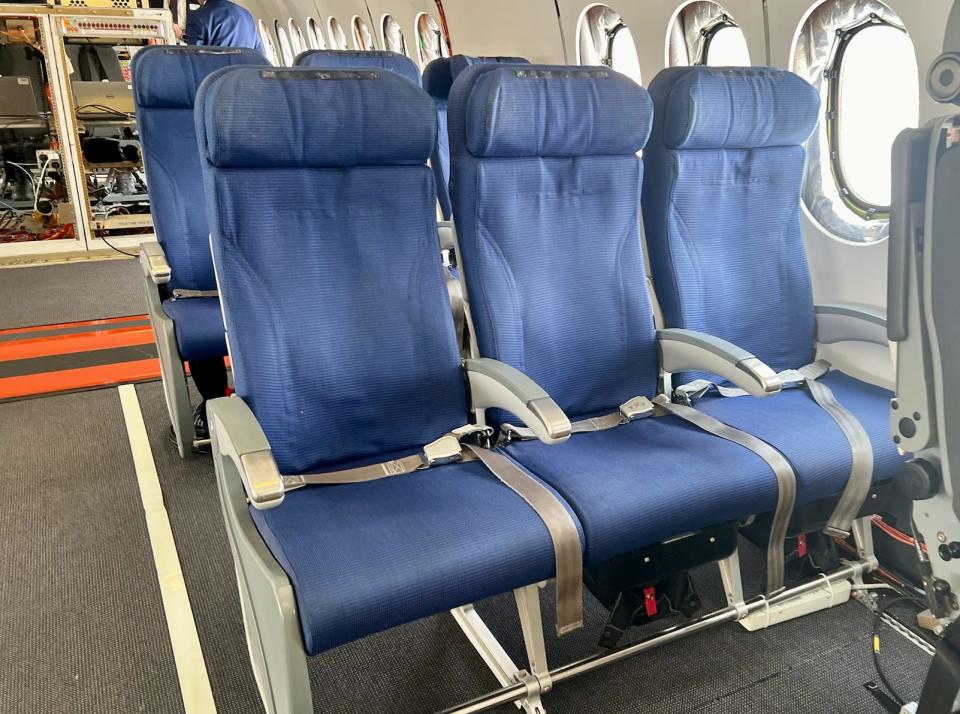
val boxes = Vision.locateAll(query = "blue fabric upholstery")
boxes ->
[183,0,264,52]
[694,373,902,503]
[506,416,778,565]
[294,49,421,86]
[196,65,460,475]
[161,297,227,363]
[252,457,579,654]
[133,46,264,293]
[450,65,658,420]
[643,67,820,378]
[198,67,434,170]
[424,56,530,219]
[198,65,584,657]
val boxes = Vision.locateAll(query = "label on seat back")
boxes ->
[260,69,380,81]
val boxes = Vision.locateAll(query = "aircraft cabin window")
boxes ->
[352,16,375,51]
[415,12,449,67]
[288,19,306,57]
[576,4,642,84]
[793,0,918,242]
[274,20,294,65]
[328,17,347,50]
[306,16,327,50]
[257,19,279,65]
[667,1,750,67]
[382,14,407,56]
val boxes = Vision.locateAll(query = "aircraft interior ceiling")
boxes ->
[3,0,960,712]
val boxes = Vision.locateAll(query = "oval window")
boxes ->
[288,19,306,57]
[667,1,750,67]
[576,4,642,84]
[382,14,407,56]
[306,17,326,50]
[328,17,347,50]
[353,16,375,50]
[274,20,294,65]
[793,0,919,242]
[257,19,279,65]
[416,13,448,67]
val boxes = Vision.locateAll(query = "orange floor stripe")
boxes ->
[0,358,162,400]
[0,314,148,337]
[0,325,155,362]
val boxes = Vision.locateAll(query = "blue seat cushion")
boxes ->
[161,297,227,362]
[693,371,904,506]
[251,457,581,654]
[506,415,779,565]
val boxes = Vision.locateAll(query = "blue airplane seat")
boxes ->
[132,45,265,456]
[196,66,583,656]
[447,64,786,566]
[293,49,421,86]
[423,54,529,219]
[641,66,905,513]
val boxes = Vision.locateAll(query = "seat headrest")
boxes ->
[294,49,421,87]
[422,57,453,100]
[196,66,436,169]
[132,45,264,109]
[454,64,652,158]
[424,55,530,101]
[650,66,820,150]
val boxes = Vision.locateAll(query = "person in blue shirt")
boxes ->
[183,0,264,53]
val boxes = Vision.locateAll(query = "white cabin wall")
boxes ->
[438,2,564,63]
[766,0,953,310]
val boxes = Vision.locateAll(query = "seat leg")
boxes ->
[718,549,745,608]
[451,583,549,714]
[141,270,195,458]
[214,441,313,714]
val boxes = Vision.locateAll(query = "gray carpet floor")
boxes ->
[0,257,143,329]
[134,380,932,714]
[0,388,184,714]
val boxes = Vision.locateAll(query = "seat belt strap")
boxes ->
[444,266,468,357]
[501,396,655,442]
[171,289,219,299]
[652,394,797,594]
[675,359,872,537]
[465,444,584,636]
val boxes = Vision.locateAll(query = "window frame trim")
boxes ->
[824,12,909,221]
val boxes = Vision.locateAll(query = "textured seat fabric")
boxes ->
[422,55,528,219]
[251,458,572,653]
[695,372,902,503]
[197,66,576,654]
[133,46,263,360]
[641,66,904,498]
[641,67,821,378]
[448,64,781,563]
[161,296,227,362]
[293,49,421,86]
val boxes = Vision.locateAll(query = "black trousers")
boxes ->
[190,357,228,402]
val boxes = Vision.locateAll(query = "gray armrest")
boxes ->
[208,396,285,510]
[815,304,888,347]
[140,241,171,285]
[464,357,571,445]
[658,328,782,397]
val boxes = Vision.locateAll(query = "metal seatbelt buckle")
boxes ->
[422,433,466,467]
[619,396,655,422]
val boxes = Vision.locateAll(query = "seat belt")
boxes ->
[171,289,219,299]
[500,395,797,594]
[281,424,584,635]
[443,265,468,358]
[675,359,873,538]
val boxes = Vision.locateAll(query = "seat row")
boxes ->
[131,46,903,713]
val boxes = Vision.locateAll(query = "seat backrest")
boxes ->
[195,66,467,474]
[423,55,529,220]
[642,67,821,375]
[449,64,657,420]
[293,49,421,86]
[132,45,264,292]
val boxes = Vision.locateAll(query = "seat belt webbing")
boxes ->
[171,289,220,299]
[465,444,584,636]
[280,429,584,635]
[651,394,797,594]
[676,360,873,537]
[444,266,468,358]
